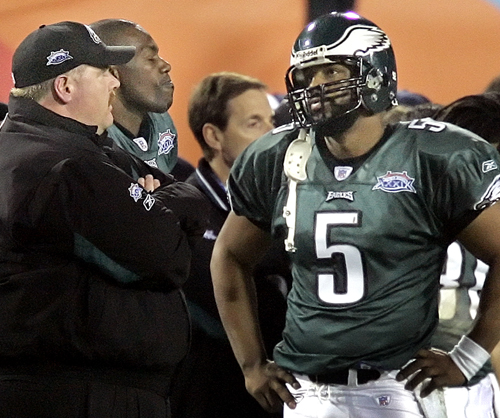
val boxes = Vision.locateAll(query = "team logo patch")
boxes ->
[46,49,73,66]
[291,23,390,67]
[158,129,176,155]
[334,166,353,181]
[128,183,143,202]
[482,160,498,173]
[144,158,158,168]
[133,137,149,152]
[372,171,416,193]
[326,191,355,202]
[376,395,391,406]
[143,194,155,211]
[475,174,500,210]
[84,25,102,44]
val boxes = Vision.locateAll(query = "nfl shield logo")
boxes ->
[377,395,391,406]
[334,166,353,181]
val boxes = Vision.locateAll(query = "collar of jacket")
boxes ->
[195,158,230,212]
[5,95,109,146]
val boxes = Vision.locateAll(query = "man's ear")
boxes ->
[202,123,223,152]
[52,75,72,104]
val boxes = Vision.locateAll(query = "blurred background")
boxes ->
[0,0,499,164]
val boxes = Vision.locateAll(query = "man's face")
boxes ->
[292,61,358,123]
[114,28,173,114]
[68,65,120,134]
[219,88,274,168]
[303,63,356,122]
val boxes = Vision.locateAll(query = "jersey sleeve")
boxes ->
[429,125,500,235]
[227,129,291,231]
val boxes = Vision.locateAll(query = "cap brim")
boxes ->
[101,45,136,66]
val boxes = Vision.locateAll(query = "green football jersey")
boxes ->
[107,112,178,174]
[228,119,500,375]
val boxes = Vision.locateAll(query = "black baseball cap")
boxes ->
[12,21,136,88]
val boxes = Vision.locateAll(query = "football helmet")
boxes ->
[286,11,398,128]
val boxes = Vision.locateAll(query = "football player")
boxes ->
[90,19,180,175]
[386,92,500,417]
[211,11,500,418]
[431,93,500,417]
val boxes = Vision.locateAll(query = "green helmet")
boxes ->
[286,11,398,128]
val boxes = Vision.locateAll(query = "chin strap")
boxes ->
[283,128,312,252]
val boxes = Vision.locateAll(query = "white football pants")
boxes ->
[284,371,447,418]
[443,373,498,418]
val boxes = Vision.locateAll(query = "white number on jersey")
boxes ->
[407,118,446,133]
[315,212,364,304]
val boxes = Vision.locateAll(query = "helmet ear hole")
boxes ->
[365,70,384,91]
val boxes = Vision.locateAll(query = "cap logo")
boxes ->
[46,49,73,66]
[84,25,102,44]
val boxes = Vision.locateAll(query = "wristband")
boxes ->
[448,335,490,381]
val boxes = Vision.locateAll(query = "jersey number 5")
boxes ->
[315,212,364,304]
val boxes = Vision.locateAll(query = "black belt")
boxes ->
[308,368,381,385]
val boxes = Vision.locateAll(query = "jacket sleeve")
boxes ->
[30,155,205,290]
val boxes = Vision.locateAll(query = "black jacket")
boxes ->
[0,96,206,394]
[184,159,290,352]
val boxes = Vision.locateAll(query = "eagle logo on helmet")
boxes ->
[291,25,390,67]
[328,25,391,56]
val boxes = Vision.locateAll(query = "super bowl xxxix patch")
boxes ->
[372,171,416,193]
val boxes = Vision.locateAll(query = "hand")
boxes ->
[138,174,160,192]
[396,348,466,396]
[244,361,300,413]
[155,181,209,243]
